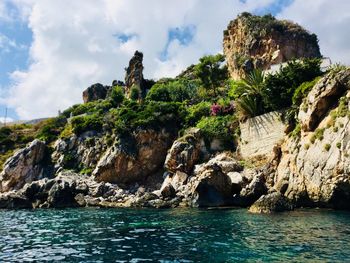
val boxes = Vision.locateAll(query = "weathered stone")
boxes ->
[82,83,110,103]
[249,192,294,213]
[0,192,32,209]
[299,69,350,131]
[223,13,321,80]
[0,140,51,193]
[93,130,174,185]
[165,128,202,174]
[273,71,350,209]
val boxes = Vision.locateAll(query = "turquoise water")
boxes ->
[0,208,350,262]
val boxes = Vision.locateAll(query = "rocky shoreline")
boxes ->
[1,14,350,214]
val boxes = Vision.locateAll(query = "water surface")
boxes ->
[0,208,349,262]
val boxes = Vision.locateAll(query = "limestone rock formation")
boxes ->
[223,13,321,80]
[82,83,110,103]
[299,69,350,131]
[273,70,350,209]
[0,140,51,193]
[124,51,145,98]
[164,128,204,174]
[93,129,174,185]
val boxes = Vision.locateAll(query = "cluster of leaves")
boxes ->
[35,116,67,143]
[146,79,199,103]
[114,100,186,135]
[229,59,323,120]
[196,115,238,148]
[70,114,103,135]
[263,59,323,110]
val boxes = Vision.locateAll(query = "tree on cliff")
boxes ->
[194,54,228,97]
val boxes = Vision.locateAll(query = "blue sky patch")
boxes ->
[160,25,196,61]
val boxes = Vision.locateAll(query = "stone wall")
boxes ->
[239,111,286,158]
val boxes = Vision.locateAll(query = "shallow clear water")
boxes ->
[0,208,350,262]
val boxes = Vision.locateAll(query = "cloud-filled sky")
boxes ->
[0,0,349,120]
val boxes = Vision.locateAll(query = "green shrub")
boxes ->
[263,59,323,110]
[196,115,237,147]
[194,54,228,97]
[289,123,301,139]
[185,101,211,126]
[292,76,321,106]
[71,114,103,135]
[130,85,141,101]
[146,79,199,103]
[36,116,67,143]
[114,101,186,135]
[324,144,331,151]
[336,142,341,149]
[109,85,125,106]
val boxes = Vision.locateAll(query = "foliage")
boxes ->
[229,69,266,119]
[185,101,211,126]
[62,99,113,118]
[263,59,323,110]
[35,116,67,143]
[70,114,103,135]
[146,79,199,103]
[114,101,186,135]
[194,54,228,97]
[292,76,321,106]
[130,85,141,101]
[196,115,238,147]
[109,85,125,106]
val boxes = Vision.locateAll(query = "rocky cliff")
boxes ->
[223,13,321,80]
[272,69,350,209]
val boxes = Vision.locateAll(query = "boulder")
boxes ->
[165,128,203,174]
[0,140,51,193]
[82,83,109,103]
[249,192,294,213]
[188,164,233,207]
[299,69,350,131]
[0,192,32,209]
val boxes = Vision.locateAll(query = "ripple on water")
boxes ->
[0,208,350,262]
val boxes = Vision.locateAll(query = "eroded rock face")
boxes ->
[93,129,174,185]
[273,71,350,209]
[164,128,204,174]
[0,140,51,193]
[299,69,350,131]
[82,83,110,103]
[124,51,144,97]
[52,133,110,172]
[223,13,321,80]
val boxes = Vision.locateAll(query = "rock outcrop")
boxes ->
[93,129,174,185]
[0,140,51,193]
[273,69,350,209]
[164,128,204,174]
[249,192,294,213]
[223,13,321,80]
[299,70,350,131]
[82,83,110,103]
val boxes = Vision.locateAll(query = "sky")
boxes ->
[0,0,349,121]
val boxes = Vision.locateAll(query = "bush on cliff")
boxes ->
[194,54,229,97]
[35,116,67,143]
[70,114,103,135]
[146,79,199,103]
[196,115,238,148]
[263,59,323,110]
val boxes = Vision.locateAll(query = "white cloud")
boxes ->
[5,0,280,119]
[278,0,350,65]
[6,0,350,120]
